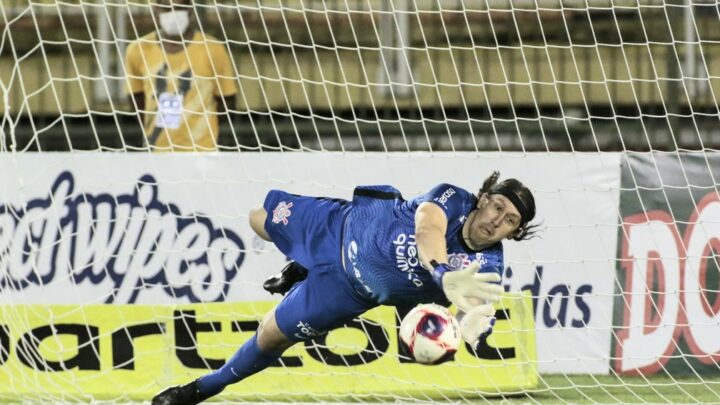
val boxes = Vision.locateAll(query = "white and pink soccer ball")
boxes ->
[399,303,462,364]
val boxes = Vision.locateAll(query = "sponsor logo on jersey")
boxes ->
[346,240,373,295]
[347,240,358,264]
[272,201,293,225]
[475,252,488,267]
[392,233,423,287]
[433,187,456,208]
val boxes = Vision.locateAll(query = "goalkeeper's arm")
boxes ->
[415,203,503,313]
[415,202,451,269]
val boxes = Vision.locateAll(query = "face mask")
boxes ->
[159,10,190,37]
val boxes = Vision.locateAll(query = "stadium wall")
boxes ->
[4,44,720,116]
[0,152,617,375]
[1,152,716,384]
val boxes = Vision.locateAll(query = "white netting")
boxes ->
[1,0,720,403]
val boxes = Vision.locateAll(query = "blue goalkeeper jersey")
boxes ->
[341,184,504,307]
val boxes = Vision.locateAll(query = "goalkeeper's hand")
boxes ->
[431,261,503,313]
[459,303,496,347]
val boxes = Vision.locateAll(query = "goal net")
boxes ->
[1,0,719,403]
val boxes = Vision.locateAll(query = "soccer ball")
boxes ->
[399,303,462,364]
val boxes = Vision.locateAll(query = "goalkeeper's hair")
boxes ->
[478,171,540,241]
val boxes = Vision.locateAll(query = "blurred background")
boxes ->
[1,0,719,152]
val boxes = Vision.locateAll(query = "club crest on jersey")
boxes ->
[448,253,469,270]
[448,252,487,270]
[272,201,293,225]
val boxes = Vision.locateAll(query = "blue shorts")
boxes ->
[263,190,375,342]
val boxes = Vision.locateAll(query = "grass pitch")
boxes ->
[493,374,720,404]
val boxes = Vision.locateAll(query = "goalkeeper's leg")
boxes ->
[152,261,373,404]
[151,309,293,405]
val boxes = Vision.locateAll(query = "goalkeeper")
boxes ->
[152,171,537,405]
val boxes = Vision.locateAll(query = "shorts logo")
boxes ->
[295,321,324,340]
[272,201,293,225]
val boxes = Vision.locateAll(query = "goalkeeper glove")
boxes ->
[430,261,503,313]
[459,303,496,347]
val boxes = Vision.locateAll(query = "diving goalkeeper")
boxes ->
[152,171,538,404]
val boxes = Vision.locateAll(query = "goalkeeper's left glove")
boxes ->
[459,303,496,347]
[430,261,503,312]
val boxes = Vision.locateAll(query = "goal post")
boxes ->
[1,0,720,403]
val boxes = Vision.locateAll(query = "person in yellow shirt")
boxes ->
[125,0,237,151]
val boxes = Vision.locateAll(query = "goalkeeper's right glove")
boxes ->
[459,303,496,348]
[430,261,503,313]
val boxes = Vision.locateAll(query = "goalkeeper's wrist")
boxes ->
[429,260,450,288]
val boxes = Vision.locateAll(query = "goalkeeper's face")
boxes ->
[465,194,522,248]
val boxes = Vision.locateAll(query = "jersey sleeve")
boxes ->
[416,183,472,223]
[211,43,237,97]
[124,41,144,95]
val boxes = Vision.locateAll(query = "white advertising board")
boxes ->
[0,152,621,373]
